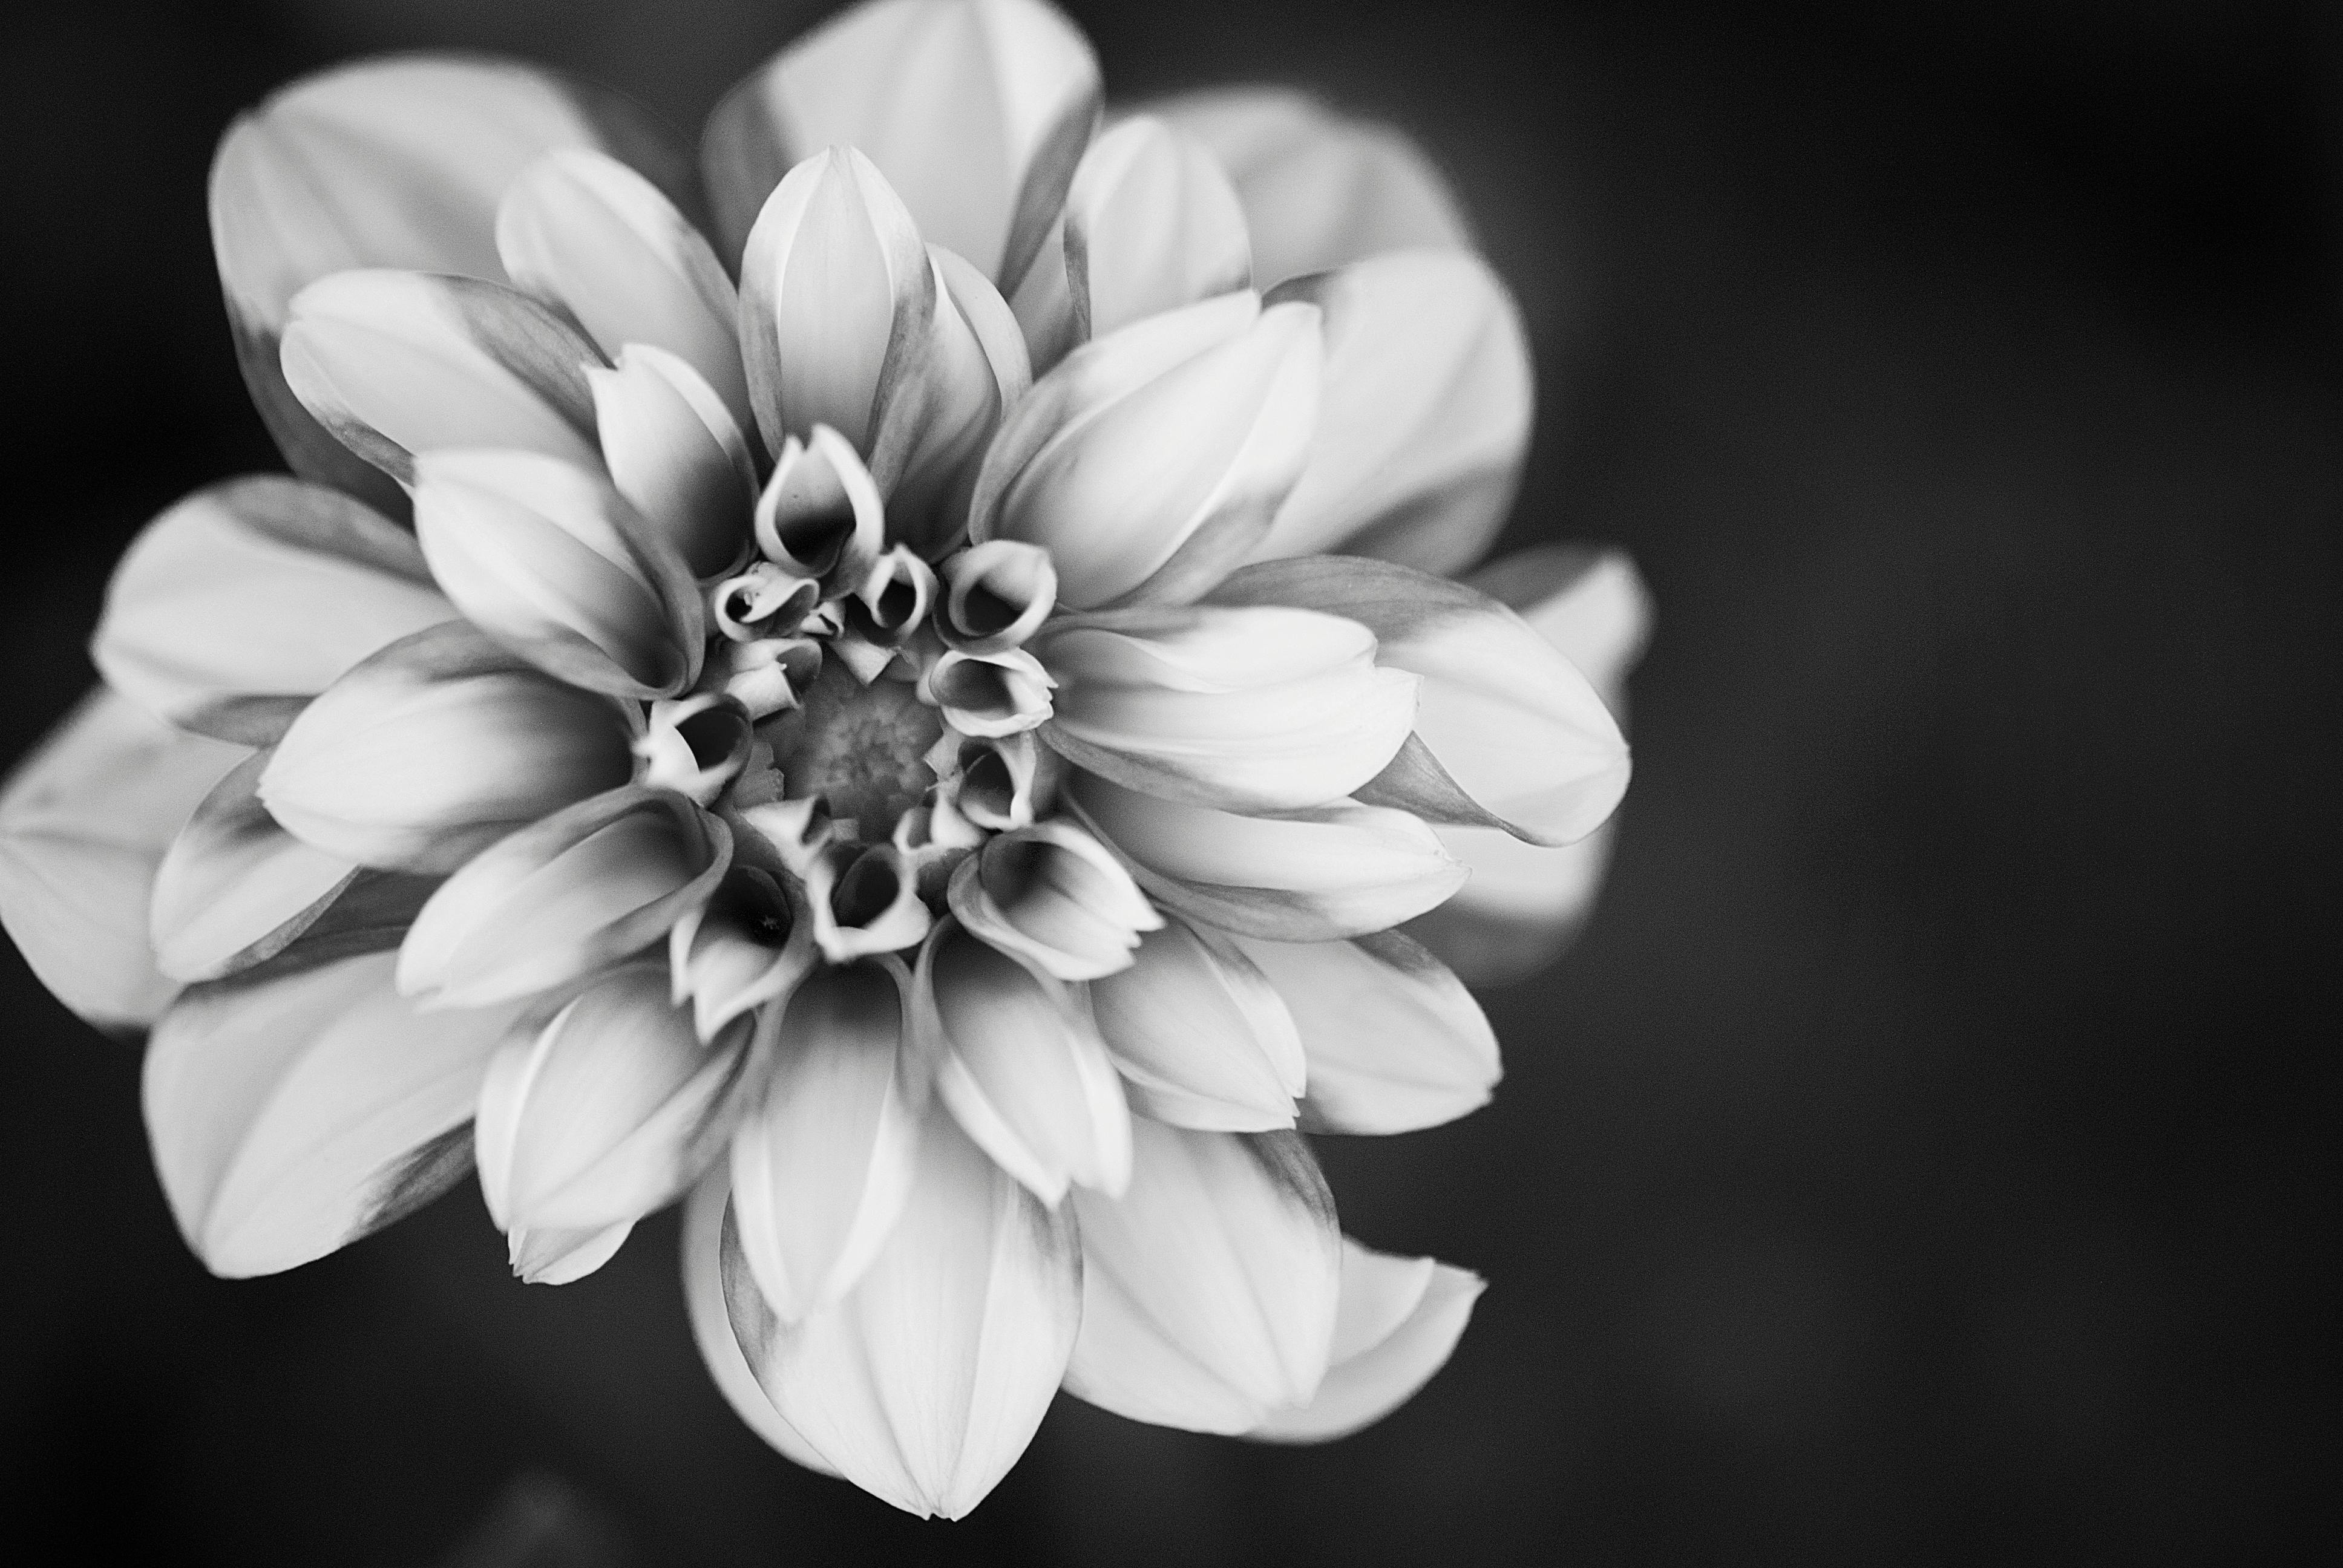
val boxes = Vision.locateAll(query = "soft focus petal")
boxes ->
[969,292,1320,609]
[1466,544,1653,707]
[413,448,705,698]
[91,475,454,745]
[0,691,243,1033]
[259,624,636,873]
[729,958,924,1324]
[1211,556,1629,847]
[1061,114,1250,342]
[669,864,817,1040]
[498,147,750,434]
[279,270,606,482]
[723,1101,1081,1518]
[1089,915,1304,1132]
[946,819,1158,979]
[591,344,760,578]
[397,786,729,1009]
[149,752,358,984]
[1064,1123,1340,1431]
[1150,87,1470,287]
[680,1171,843,1474]
[143,950,525,1276]
[1034,604,1415,812]
[803,844,936,961]
[1069,772,1464,943]
[474,961,750,1233]
[1248,1239,1484,1442]
[1253,250,1532,575]
[1234,930,1499,1134]
[633,693,755,807]
[703,0,1101,293]
[508,1220,635,1285]
[210,54,690,514]
[916,921,1130,1203]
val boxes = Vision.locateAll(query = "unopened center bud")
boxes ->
[758,661,943,838]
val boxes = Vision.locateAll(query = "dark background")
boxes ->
[2,1,2336,1562]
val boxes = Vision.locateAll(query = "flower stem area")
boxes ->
[0,2,2334,1566]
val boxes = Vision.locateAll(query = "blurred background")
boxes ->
[2,1,2337,1562]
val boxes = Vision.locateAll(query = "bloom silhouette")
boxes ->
[0,0,1648,1519]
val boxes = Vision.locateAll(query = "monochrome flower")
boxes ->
[0,0,1649,1520]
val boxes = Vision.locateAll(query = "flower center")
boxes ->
[758,660,943,840]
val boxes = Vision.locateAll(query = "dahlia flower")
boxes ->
[0,0,1648,1518]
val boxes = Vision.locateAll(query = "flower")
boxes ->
[0,0,1651,1522]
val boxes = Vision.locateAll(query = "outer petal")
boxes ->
[91,476,454,745]
[210,54,693,515]
[0,691,243,1033]
[279,270,608,483]
[722,1101,1081,1518]
[258,624,635,872]
[1067,772,1464,943]
[1150,87,1470,287]
[1406,546,1653,984]
[1247,1239,1484,1442]
[1057,114,1250,344]
[703,0,1101,293]
[1252,250,1533,576]
[1211,556,1629,848]
[396,787,729,1009]
[680,1171,843,1475]
[143,950,525,1276]
[728,958,926,1324]
[1088,915,1304,1132]
[1064,1123,1340,1431]
[1233,931,1499,1134]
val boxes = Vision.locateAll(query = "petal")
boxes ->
[680,1171,843,1474]
[633,693,755,808]
[590,344,760,579]
[703,0,1101,293]
[1034,604,1417,812]
[669,864,818,1041]
[1067,772,1465,943]
[915,920,1131,1204]
[875,246,1031,554]
[1252,250,1533,575]
[258,623,637,873]
[939,539,1056,653]
[1061,114,1250,341]
[923,647,1055,737]
[1088,915,1304,1132]
[1233,930,1499,1134]
[149,751,359,984]
[803,844,936,961]
[1064,1123,1340,1429]
[728,958,925,1323]
[946,819,1159,980]
[1211,556,1630,847]
[1247,1239,1484,1442]
[413,448,705,698]
[396,786,729,1009]
[1466,543,1653,707]
[969,293,1320,609]
[753,426,888,593]
[211,54,692,515]
[722,1100,1081,1518]
[0,690,243,1033]
[1150,88,1470,287]
[474,961,750,1232]
[142,950,525,1276]
[91,475,454,745]
[509,1219,635,1285]
[279,270,607,482]
[940,731,1055,831]
[497,147,750,435]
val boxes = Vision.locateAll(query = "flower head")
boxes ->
[0,0,1649,1520]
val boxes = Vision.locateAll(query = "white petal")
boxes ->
[752,426,888,592]
[728,959,925,1323]
[723,1101,1081,1518]
[91,475,453,745]
[278,270,606,482]
[1248,1239,1484,1442]
[1467,543,1653,708]
[939,538,1056,653]
[680,1170,842,1474]
[1150,88,1470,287]
[1064,1123,1340,1428]
[497,147,750,435]
[590,344,759,579]
[1063,115,1250,342]
[703,0,1101,291]
[945,819,1159,980]
[1253,250,1532,576]
[1234,930,1499,1134]
[1089,915,1303,1132]
[149,752,359,984]
[0,691,243,1033]
[508,1218,635,1285]
[143,950,525,1276]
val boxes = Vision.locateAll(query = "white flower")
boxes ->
[0,0,1650,1521]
